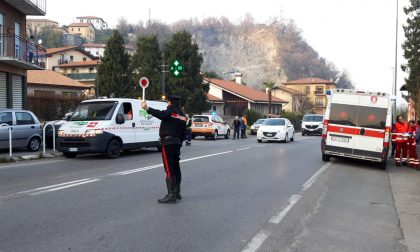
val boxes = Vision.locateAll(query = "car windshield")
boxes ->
[255,119,265,124]
[264,119,285,126]
[69,101,118,121]
[192,116,209,122]
[303,115,324,122]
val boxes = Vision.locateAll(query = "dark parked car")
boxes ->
[45,112,72,148]
[0,109,42,151]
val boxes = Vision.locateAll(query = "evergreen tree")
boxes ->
[402,0,420,104]
[131,35,162,100]
[163,31,209,114]
[97,30,131,97]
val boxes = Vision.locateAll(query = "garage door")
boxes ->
[12,75,22,109]
[0,72,7,109]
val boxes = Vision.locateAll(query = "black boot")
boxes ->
[175,176,182,200]
[158,178,176,204]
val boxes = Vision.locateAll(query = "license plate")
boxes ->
[266,133,274,137]
[194,124,202,128]
[69,148,78,152]
[331,136,349,143]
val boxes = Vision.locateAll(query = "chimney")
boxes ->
[235,72,243,84]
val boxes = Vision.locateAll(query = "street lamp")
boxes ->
[392,0,399,123]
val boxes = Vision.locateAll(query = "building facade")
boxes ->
[0,0,47,109]
[27,70,87,97]
[45,46,96,70]
[67,22,95,42]
[271,85,303,112]
[26,18,58,35]
[76,16,108,31]
[283,77,337,115]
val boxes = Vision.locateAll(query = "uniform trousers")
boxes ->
[161,144,181,179]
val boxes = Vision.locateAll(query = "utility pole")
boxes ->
[160,51,169,100]
[393,0,399,122]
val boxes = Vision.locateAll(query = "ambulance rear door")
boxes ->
[352,94,389,160]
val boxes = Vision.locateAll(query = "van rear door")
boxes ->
[326,103,358,155]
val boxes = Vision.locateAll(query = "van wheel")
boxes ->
[302,132,305,136]
[378,160,387,170]
[106,139,121,159]
[322,153,330,162]
[192,135,196,139]
[212,130,218,140]
[224,130,230,139]
[27,137,41,152]
[63,152,77,158]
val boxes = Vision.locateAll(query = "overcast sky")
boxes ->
[38,0,409,103]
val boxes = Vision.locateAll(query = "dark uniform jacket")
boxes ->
[147,106,187,145]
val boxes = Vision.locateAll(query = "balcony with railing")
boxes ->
[4,0,46,15]
[315,102,325,107]
[0,34,46,70]
[65,73,97,81]
[314,90,325,95]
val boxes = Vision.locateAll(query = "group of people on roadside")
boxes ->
[232,116,248,139]
[391,115,420,169]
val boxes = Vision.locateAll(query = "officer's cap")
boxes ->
[168,95,182,102]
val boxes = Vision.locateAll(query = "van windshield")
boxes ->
[329,103,387,129]
[303,115,323,122]
[69,101,118,121]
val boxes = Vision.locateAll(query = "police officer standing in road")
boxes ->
[141,95,187,204]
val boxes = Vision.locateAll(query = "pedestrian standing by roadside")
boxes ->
[141,95,186,204]
[393,115,409,167]
[185,114,192,146]
[233,116,241,140]
[416,120,420,144]
[241,116,248,138]
[407,120,419,169]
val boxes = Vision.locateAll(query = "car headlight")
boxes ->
[251,125,255,129]
[85,129,103,136]
[58,130,65,137]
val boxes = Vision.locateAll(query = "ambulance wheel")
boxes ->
[322,153,330,162]
[63,152,77,158]
[106,139,121,159]
[225,130,230,139]
[378,160,387,170]
[212,130,218,140]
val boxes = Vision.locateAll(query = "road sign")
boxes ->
[170,60,184,77]
[139,77,149,89]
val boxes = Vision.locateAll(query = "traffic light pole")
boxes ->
[161,58,169,100]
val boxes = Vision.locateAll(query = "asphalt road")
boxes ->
[0,135,407,252]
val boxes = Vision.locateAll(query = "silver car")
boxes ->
[0,109,42,151]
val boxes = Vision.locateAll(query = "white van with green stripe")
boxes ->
[57,98,166,159]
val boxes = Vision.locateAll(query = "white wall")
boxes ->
[209,84,223,99]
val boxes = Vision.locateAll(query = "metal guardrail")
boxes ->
[0,34,46,68]
[42,122,56,154]
[0,123,12,157]
[29,0,47,13]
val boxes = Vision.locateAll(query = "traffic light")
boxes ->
[170,60,184,77]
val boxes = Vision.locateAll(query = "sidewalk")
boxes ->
[389,159,420,252]
[0,146,62,162]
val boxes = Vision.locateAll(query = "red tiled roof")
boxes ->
[27,70,89,88]
[207,93,224,102]
[283,77,336,85]
[57,60,100,68]
[272,85,303,95]
[204,78,287,104]
[82,43,106,48]
[68,23,93,28]
[46,46,77,55]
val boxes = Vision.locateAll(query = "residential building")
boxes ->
[204,77,287,117]
[63,33,83,47]
[82,42,105,57]
[271,85,304,112]
[207,93,225,115]
[0,0,47,109]
[76,16,108,31]
[283,77,337,115]
[54,60,100,97]
[26,18,58,35]
[67,22,95,42]
[27,70,88,97]
[45,46,96,70]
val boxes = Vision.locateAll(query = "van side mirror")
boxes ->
[116,114,125,124]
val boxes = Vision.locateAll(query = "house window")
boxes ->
[34,90,55,96]
[212,106,216,111]
[305,86,310,95]
[315,86,324,95]
[70,56,74,61]
[62,92,78,97]
[315,97,324,107]
[83,57,86,61]
[78,28,80,31]
[71,28,73,31]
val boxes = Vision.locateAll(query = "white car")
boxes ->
[250,119,266,135]
[257,118,295,143]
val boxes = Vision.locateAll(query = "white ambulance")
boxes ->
[321,89,392,169]
[57,98,166,159]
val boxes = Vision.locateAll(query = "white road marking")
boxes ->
[30,179,99,196]
[0,160,62,170]
[302,162,331,191]
[180,151,233,163]
[241,230,270,252]
[111,164,163,176]
[269,194,302,224]
[236,147,252,151]
[15,178,92,195]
